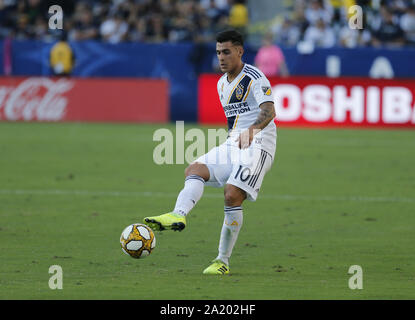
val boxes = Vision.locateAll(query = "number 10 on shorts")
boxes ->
[234,165,251,182]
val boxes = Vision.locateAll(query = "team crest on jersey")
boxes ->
[262,86,272,96]
[221,83,224,92]
[228,75,251,104]
[236,84,244,100]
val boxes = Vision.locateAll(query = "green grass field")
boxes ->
[0,122,414,299]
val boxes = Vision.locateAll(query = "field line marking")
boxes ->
[0,189,414,203]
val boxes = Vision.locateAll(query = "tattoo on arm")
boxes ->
[252,102,276,130]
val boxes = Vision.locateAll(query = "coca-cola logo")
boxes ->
[0,77,73,121]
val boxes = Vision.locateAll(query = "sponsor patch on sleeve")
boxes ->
[262,86,272,96]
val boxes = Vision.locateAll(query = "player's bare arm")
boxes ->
[237,102,276,149]
[252,101,276,130]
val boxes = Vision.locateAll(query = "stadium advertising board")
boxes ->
[0,77,168,123]
[198,74,415,128]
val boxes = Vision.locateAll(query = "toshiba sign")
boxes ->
[198,74,415,128]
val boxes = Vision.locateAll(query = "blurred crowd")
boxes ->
[1,0,415,48]
[0,0,248,43]
[272,0,415,48]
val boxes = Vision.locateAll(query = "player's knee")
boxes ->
[184,163,198,177]
[184,163,209,181]
[224,189,245,207]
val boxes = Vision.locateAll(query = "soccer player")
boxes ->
[144,29,277,275]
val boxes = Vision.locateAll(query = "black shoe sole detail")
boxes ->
[144,218,165,231]
[171,222,185,232]
[144,219,185,232]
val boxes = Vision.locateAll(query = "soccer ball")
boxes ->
[120,223,156,258]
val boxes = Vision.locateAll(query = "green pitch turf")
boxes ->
[0,122,414,299]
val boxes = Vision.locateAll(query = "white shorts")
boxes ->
[193,139,274,201]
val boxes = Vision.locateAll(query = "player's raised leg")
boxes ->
[143,163,209,231]
[203,184,246,275]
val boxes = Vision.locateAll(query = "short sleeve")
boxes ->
[252,76,274,107]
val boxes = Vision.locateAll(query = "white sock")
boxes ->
[216,206,243,266]
[173,174,205,216]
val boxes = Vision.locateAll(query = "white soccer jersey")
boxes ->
[217,63,277,156]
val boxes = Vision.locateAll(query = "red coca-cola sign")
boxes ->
[0,77,169,123]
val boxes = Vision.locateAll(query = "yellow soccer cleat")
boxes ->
[143,212,186,232]
[202,259,230,275]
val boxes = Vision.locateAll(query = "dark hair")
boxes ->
[216,29,244,47]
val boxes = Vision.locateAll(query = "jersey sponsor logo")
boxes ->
[223,102,251,117]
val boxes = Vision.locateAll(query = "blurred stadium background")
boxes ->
[0,0,414,125]
[1,1,415,300]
